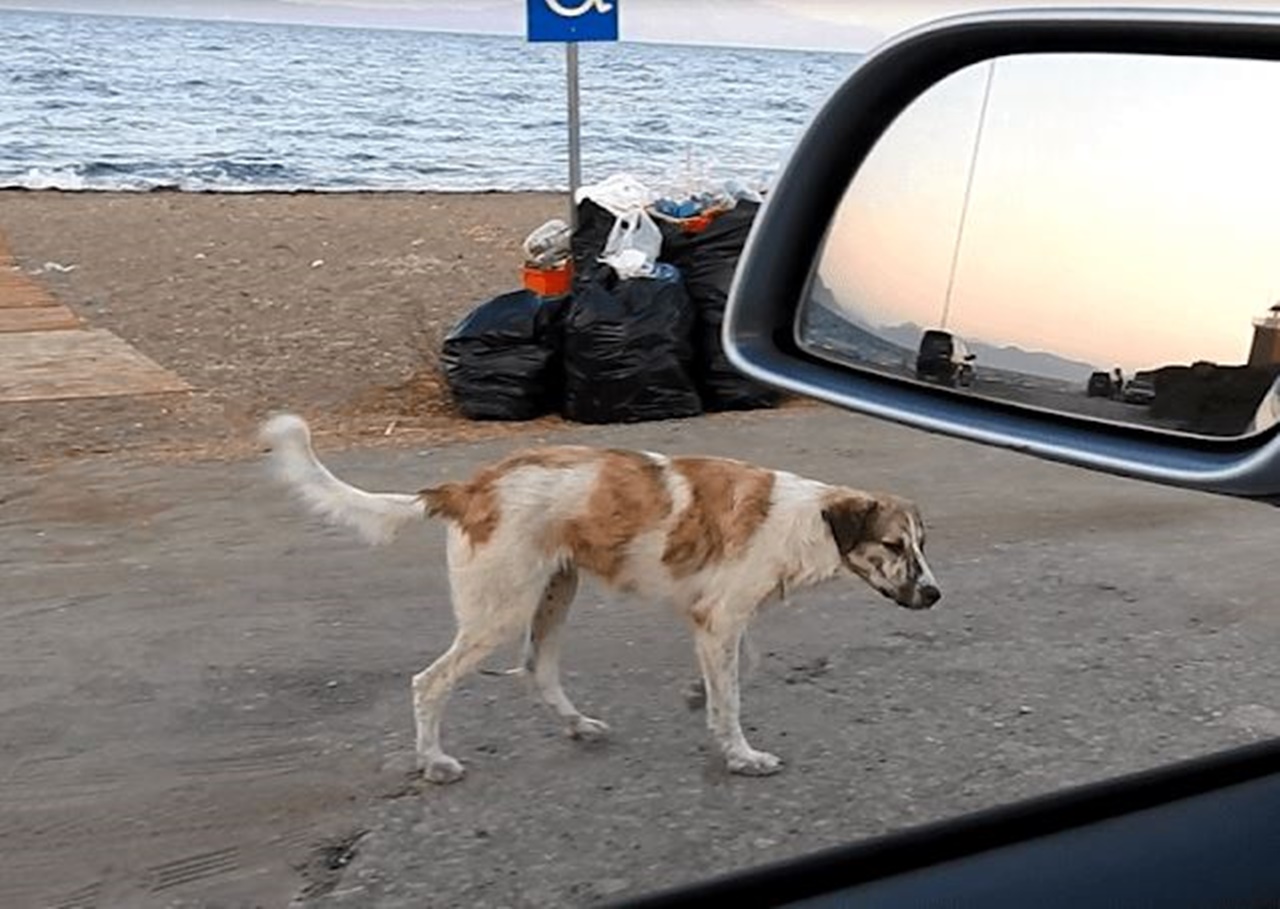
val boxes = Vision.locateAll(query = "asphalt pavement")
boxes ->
[3,406,1278,908]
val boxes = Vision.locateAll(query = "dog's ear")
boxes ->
[822,496,878,556]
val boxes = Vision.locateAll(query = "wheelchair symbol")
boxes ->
[544,0,614,17]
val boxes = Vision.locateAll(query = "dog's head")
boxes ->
[822,492,940,610]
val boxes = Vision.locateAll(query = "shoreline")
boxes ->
[0,186,569,196]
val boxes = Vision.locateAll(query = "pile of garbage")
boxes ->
[442,173,779,424]
[1150,361,1280,436]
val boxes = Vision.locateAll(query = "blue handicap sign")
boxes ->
[527,0,619,43]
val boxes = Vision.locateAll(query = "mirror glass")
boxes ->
[800,53,1280,439]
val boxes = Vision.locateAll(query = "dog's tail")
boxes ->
[260,413,427,546]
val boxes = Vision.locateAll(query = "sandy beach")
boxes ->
[0,189,582,464]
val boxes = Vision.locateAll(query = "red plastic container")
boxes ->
[522,260,573,297]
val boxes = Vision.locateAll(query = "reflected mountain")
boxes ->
[801,290,1096,383]
[800,295,916,371]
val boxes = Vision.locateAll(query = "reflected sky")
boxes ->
[818,53,1280,373]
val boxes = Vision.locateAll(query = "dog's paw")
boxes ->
[568,715,610,742]
[683,680,707,711]
[421,754,466,784]
[726,748,784,777]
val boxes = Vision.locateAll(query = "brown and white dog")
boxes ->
[261,413,940,782]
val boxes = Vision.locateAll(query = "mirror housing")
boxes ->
[724,8,1280,499]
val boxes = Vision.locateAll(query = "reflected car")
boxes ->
[1087,371,1115,398]
[1123,370,1156,405]
[915,329,976,388]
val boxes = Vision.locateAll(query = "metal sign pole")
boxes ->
[566,41,582,232]
[530,0,615,231]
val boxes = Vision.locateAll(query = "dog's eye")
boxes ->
[884,541,905,554]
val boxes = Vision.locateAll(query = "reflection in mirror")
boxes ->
[801,53,1280,438]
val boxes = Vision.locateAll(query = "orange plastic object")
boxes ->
[522,261,573,297]
[679,214,714,234]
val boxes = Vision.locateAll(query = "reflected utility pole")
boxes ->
[941,59,998,331]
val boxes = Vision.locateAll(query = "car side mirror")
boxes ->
[724,9,1280,500]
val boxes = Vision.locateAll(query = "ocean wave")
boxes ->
[0,162,555,194]
[3,165,158,191]
[0,143,790,193]
[0,160,299,192]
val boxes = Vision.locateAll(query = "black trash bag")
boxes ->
[570,198,618,291]
[441,289,568,421]
[661,200,781,411]
[562,272,702,424]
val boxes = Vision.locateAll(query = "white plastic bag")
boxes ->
[601,209,663,280]
[723,179,764,204]
[575,173,655,217]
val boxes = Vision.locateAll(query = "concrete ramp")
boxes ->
[0,328,191,403]
[0,230,189,403]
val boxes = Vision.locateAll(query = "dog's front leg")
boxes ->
[694,619,782,777]
[684,629,759,710]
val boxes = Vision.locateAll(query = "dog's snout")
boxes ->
[918,584,941,608]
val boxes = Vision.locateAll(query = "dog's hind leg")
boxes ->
[526,566,609,741]
[412,626,519,784]
[412,546,551,783]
